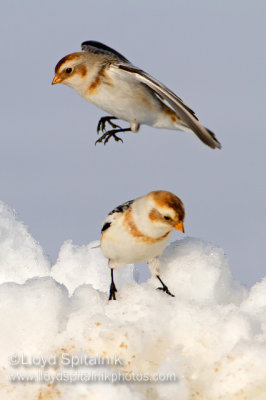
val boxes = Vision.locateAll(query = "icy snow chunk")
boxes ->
[47,384,146,400]
[159,237,246,304]
[206,342,266,399]
[51,240,134,295]
[240,277,266,339]
[0,277,69,364]
[241,277,266,316]
[0,201,50,283]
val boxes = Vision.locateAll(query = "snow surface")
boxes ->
[1,200,266,400]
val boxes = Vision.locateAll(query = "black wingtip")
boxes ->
[205,128,222,149]
[81,41,129,62]
[206,128,222,150]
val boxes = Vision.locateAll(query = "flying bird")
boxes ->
[100,190,185,300]
[52,41,221,149]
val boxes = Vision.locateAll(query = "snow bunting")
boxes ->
[52,41,221,149]
[100,190,185,300]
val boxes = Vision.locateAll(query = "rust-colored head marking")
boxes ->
[52,52,88,85]
[149,190,185,222]
[54,52,84,74]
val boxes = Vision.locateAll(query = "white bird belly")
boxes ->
[101,225,170,266]
[83,78,162,126]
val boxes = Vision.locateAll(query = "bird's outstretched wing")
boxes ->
[81,41,130,63]
[110,63,221,149]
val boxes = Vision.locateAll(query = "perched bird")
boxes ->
[52,41,221,149]
[100,190,185,300]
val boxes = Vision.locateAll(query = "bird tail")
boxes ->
[204,128,222,149]
[174,122,222,149]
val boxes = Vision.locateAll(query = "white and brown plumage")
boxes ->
[100,190,185,300]
[52,41,221,149]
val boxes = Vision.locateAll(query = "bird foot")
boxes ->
[156,275,175,297]
[97,116,122,134]
[109,282,118,300]
[95,129,124,145]
[157,286,175,297]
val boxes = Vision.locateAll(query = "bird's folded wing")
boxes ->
[108,200,133,216]
[101,200,134,233]
[110,64,221,149]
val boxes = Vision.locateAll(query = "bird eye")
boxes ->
[65,68,72,74]
[164,216,171,221]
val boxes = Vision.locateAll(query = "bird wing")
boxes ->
[81,41,130,63]
[108,200,133,215]
[101,200,134,233]
[110,63,221,149]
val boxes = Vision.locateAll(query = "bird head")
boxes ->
[146,190,185,234]
[52,52,92,92]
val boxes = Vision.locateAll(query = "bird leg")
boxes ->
[97,116,122,134]
[148,258,174,297]
[156,275,175,297]
[109,268,117,300]
[95,127,131,145]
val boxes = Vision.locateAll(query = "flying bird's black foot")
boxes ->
[97,116,122,134]
[109,268,118,300]
[156,275,175,297]
[95,128,131,146]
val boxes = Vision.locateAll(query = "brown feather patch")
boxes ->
[54,52,83,74]
[88,68,113,95]
[76,64,88,77]
[138,94,150,106]
[161,103,181,123]
[148,209,162,222]
[88,74,101,94]
[123,210,170,244]
[150,191,185,221]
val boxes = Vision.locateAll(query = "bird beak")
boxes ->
[175,221,185,233]
[51,75,61,85]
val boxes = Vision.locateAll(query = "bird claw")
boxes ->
[95,130,124,146]
[95,117,131,145]
[97,116,122,134]
[156,274,175,297]
[157,286,175,297]
[109,282,117,301]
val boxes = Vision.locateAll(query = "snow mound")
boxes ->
[0,202,50,284]
[51,240,134,295]
[1,200,266,400]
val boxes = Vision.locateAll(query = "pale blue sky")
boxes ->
[0,0,265,286]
